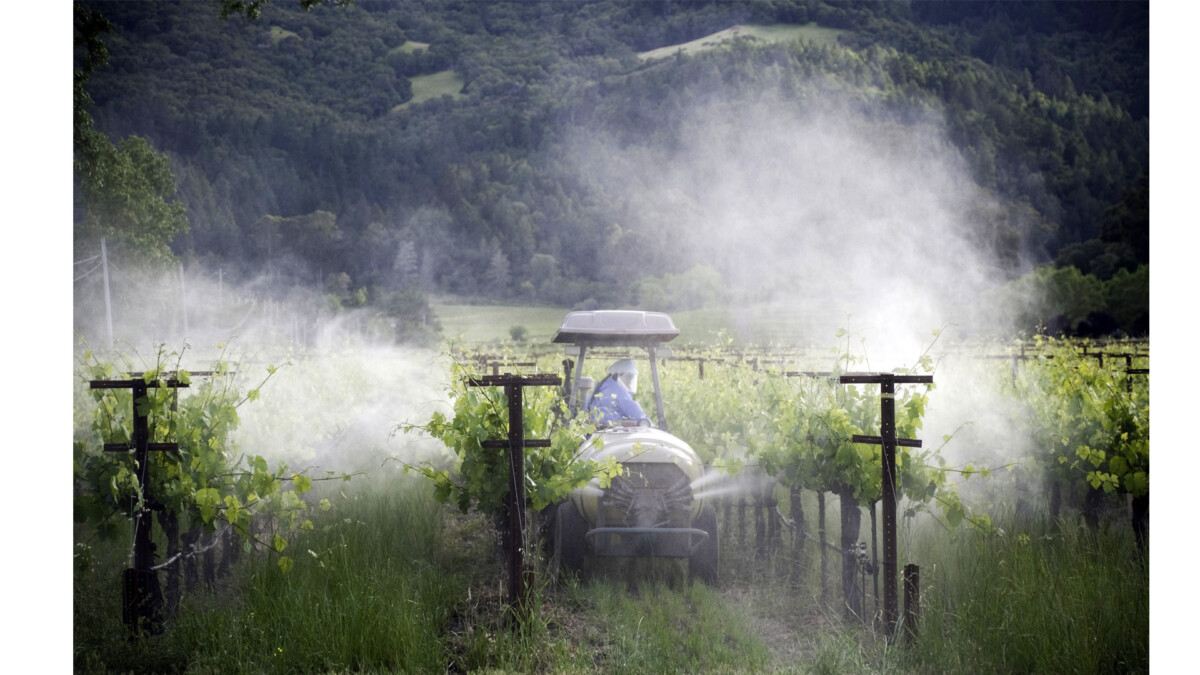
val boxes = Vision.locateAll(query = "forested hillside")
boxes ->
[74,0,1149,337]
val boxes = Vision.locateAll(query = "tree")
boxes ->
[379,287,439,346]
[393,240,420,288]
[486,249,511,296]
[249,210,341,266]
[1005,265,1106,335]
[1100,172,1149,265]
[528,253,559,300]
[75,135,190,264]
[324,271,364,309]
[1102,265,1149,335]
[83,1,1148,306]
[667,265,724,311]
[218,0,356,21]
[74,3,188,264]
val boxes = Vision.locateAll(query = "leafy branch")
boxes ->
[397,349,621,515]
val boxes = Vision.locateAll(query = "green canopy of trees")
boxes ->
[74,3,188,264]
[75,0,1148,335]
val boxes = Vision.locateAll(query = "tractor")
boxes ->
[549,310,718,583]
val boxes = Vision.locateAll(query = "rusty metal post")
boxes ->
[818,492,827,601]
[871,502,879,618]
[841,372,931,640]
[472,373,561,612]
[130,382,154,572]
[128,380,162,633]
[739,495,748,547]
[91,377,187,635]
[903,563,920,642]
[504,382,528,610]
[879,377,898,634]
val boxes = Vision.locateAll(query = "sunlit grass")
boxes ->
[266,25,299,45]
[638,22,846,61]
[394,70,467,110]
[433,303,569,345]
[390,40,430,55]
[429,302,843,349]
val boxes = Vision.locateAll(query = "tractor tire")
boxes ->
[553,500,587,580]
[689,504,719,584]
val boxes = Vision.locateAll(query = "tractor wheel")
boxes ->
[689,504,719,584]
[553,500,587,580]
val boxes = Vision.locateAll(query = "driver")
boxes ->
[587,359,650,426]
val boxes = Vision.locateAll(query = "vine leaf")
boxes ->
[292,473,313,494]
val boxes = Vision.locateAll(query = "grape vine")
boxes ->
[74,341,350,574]
[1007,336,1149,534]
[398,351,622,516]
[661,329,981,532]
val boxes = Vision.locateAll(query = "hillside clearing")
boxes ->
[394,70,467,110]
[267,25,299,45]
[638,23,846,61]
[392,40,430,54]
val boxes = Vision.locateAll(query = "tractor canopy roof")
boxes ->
[552,310,679,346]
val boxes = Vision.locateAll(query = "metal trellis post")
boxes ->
[89,376,188,635]
[470,373,562,611]
[839,372,931,638]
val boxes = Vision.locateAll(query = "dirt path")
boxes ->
[719,584,838,671]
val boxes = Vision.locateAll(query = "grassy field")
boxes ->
[73,476,1148,673]
[394,70,467,111]
[392,40,431,54]
[638,23,846,61]
[432,302,847,350]
[267,25,300,45]
[434,303,570,345]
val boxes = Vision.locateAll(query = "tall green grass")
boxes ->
[905,514,1148,673]
[75,482,1147,673]
[691,494,1148,673]
[187,485,459,673]
[74,478,464,673]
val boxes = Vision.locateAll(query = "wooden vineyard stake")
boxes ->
[89,375,188,636]
[468,373,562,612]
[839,372,932,639]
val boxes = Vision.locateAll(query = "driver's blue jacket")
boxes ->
[588,376,648,425]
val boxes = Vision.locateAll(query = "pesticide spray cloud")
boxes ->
[560,81,1045,506]
[566,86,1019,364]
[73,262,454,483]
